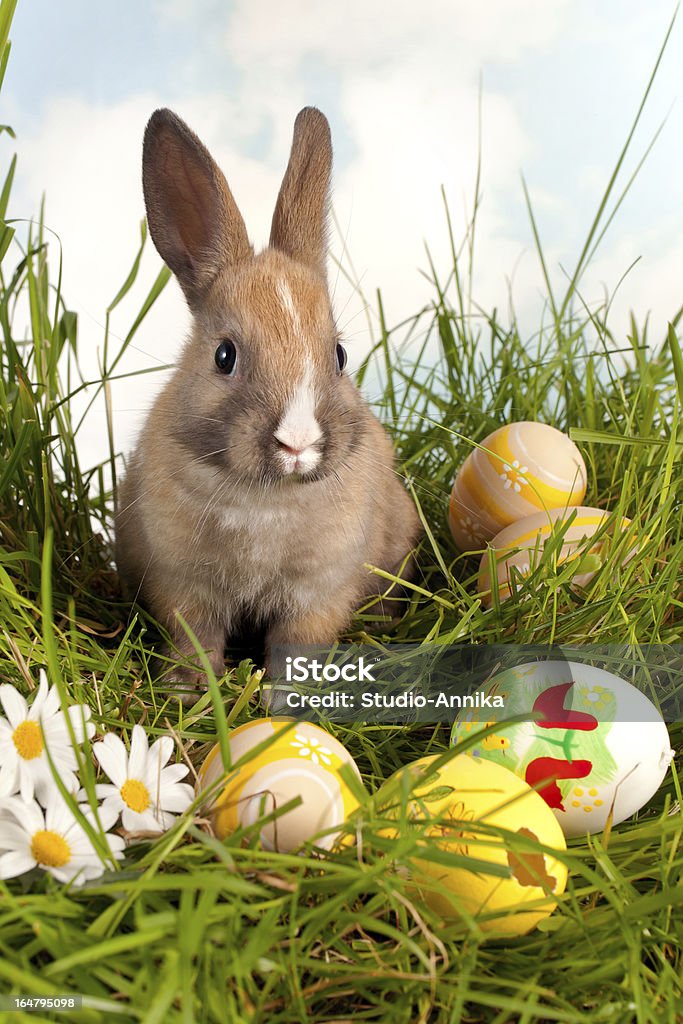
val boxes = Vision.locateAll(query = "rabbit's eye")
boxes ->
[215,339,237,375]
[335,343,347,374]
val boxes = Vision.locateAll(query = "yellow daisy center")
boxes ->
[12,720,44,760]
[31,829,71,868]
[120,778,151,813]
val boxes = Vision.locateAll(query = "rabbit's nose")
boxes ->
[276,439,307,457]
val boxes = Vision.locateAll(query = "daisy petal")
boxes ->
[98,795,125,822]
[45,794,81,834]
[158,785,194,813]
[0,685,28,728]
[3,796,45,833]
[0,820,32,851]
[128,725,149,779]
[51,865,86,885]
[46,750,80,776]
[0,849,36,879]
[66,704,94,742]
[157,810,177,831]
[18,768,36,804]
[122,806,160,833]
[92,802,122,832]
[159,763,190,785]
[108,836,126,857]
[0,760,19,797]
[35,768,80,806]
[100,732,129,756]
[93,783,120,799]
[28,672,50,718]
[93,736,127,787]
[148,735,173,771]
[39,683,62,721]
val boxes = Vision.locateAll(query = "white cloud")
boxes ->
[6,0,682,475]
[220,0,571,69]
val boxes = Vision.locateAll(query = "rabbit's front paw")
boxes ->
[158,640,226,706]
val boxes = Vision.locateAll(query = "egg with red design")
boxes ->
[451,661,674,838]
[196,719,364,852]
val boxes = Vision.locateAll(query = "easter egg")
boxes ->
[477,505,632,606]
[448,422,587,552]
[451,662,675,838]
[196,719,363,852]
[379,754,567,935]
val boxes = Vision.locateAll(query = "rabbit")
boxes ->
[115,105,421,700]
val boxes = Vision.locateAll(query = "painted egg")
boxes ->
[196,719,363,852]
[451,661,675,838]
[448,422,587,552]
[477,505,632,606]
[379,754,567,936]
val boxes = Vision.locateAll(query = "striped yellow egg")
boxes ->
[477,506,632,607]
[448,422,587,552]
[380,754,567,935]
[196,719,363,852]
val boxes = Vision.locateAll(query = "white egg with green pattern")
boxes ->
[451,661,675,837]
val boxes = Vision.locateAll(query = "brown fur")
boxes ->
[115,107,421,697]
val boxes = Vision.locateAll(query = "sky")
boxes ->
[2,0,682,469]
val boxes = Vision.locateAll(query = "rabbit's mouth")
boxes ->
[274,436,323,478]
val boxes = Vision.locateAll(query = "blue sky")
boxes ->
[2,0,682,464]
[6,1,235,116]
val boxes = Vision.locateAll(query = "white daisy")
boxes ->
[0,672,96,804]
[92,725,194,833]
[0,794,125,885]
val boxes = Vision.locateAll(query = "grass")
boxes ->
[0,1,681,1021]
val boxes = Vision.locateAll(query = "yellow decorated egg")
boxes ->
[451,662,675,838]
[477,505,632,606]
[449,422,587,552]
[380,754,567,936]
[196,719,363,852]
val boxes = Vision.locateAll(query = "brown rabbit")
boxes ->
[115,106,421,698]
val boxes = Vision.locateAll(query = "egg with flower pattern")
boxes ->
[196,719,363,851]
[451,662,675,838]
[448,422,587,552]
[477,505,633,606]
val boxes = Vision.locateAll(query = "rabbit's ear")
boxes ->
[269,107,332,282]
[142,109,252,307]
